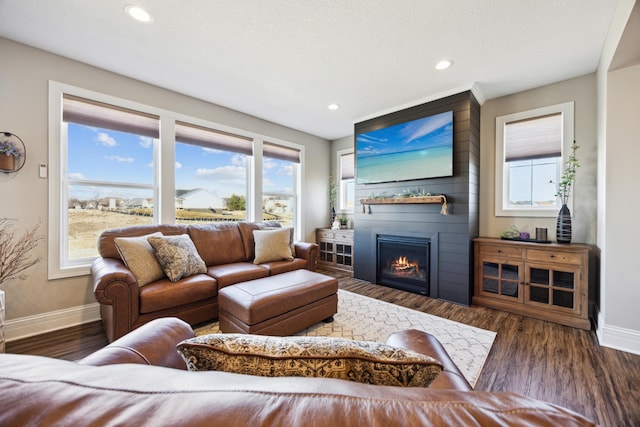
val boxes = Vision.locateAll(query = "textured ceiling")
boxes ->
[0,0,619,140]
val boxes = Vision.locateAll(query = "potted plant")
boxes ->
[339,216,349,229]
[553,141,579,243]
[0,137,22,171]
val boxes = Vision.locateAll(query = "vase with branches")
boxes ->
[554,141,580,205]
[0,218,44,352]
[552,141,579,243]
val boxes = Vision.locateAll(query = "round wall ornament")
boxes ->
[0,132,26,173]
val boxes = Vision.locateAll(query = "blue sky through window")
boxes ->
[68,123,153,185]
[69,123,294,201]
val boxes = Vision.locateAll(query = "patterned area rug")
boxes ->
[195,290,496,387]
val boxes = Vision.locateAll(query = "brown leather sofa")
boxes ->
[91,221,319,342]
[0,317,594,426]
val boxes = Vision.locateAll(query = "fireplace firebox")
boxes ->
[376,235,430,295]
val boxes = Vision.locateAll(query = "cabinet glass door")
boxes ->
[319,242,333,262]
[525,263,580,314]
[479,260,523,302]
[335,243,352,267]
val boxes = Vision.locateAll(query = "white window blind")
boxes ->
[504,113,562,162]
[63,94,160,138]
[175,121,253,155]
[263,142,300,163]
[340,152,354,180]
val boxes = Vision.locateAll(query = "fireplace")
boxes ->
[377,235,430,295]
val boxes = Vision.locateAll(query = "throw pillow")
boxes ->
[147,235,207,282]
[176,334,442,387]
[264,226,296,258]
[114,232,165,286]
[252,228,294,264]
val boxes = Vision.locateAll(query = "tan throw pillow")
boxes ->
[114,232,165,286]
[177,334,442,387]
[147,235,207,282]
[264,226,296,257]
[253,228,294,264]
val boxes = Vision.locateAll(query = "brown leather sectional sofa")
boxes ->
[91,221,319,342]
[0,317,595,425]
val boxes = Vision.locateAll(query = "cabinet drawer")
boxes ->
[334,231,353,243]
[317,230,334,239]
[526,249,583,265]
[478,245,523,259]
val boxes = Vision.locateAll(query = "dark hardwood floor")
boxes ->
[6,268,639,426]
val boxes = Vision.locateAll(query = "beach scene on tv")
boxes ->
[356,111,453,184]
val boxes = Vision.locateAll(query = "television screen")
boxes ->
[356,110,453,184]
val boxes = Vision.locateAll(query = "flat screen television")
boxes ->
[356,110,453,184]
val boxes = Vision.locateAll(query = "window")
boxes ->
[56,92,160,276]
[338,149,354,212]
[495,102,574,217]
[175,122,252,224]
[49,82,305,278]
[262,142,301,230]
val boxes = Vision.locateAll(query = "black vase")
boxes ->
[556,203,572,244]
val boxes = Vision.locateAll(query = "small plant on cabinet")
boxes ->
[552,141,580,205]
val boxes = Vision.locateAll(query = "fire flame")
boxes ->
[391,256,419,274]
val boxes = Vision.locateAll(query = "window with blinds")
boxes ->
[62,94,159,261]
[50,82,305,278]
[262,142,301,228]
[174,122,252,223]
[175,121,253,155]
[339,150,354,211]
[504,113,562,162]
[63,94,160,138]
[495,102,574,217]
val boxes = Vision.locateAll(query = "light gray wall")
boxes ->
[479,74,598,245]
[596,0,640,354]
[603,63,640,336]
[0,37,330,321]
[595,0,640,354]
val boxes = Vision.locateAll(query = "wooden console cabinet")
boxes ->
[316,228,354,272]
[473,237,592,330]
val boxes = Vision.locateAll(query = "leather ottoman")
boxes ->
[218,270,338,335]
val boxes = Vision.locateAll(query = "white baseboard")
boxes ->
[5,303,101,342]
[597,313,640,356]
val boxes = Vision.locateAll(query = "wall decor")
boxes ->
[0,132,26,173]
[355,111,453,184]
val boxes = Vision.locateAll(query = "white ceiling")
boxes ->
[0,0,619,140]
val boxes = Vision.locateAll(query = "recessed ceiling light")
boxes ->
[435,59,453,70]
[124,5,153,23]
[328,104,339,110]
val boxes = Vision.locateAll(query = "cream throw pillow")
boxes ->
[253,228,295,264]
[177,334,443,387]
[147,234,207,282]
[263,226,296,257]
[114,232,165,287]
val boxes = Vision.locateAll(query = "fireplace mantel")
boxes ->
[360,195,448,215]
[359,195,445,205]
